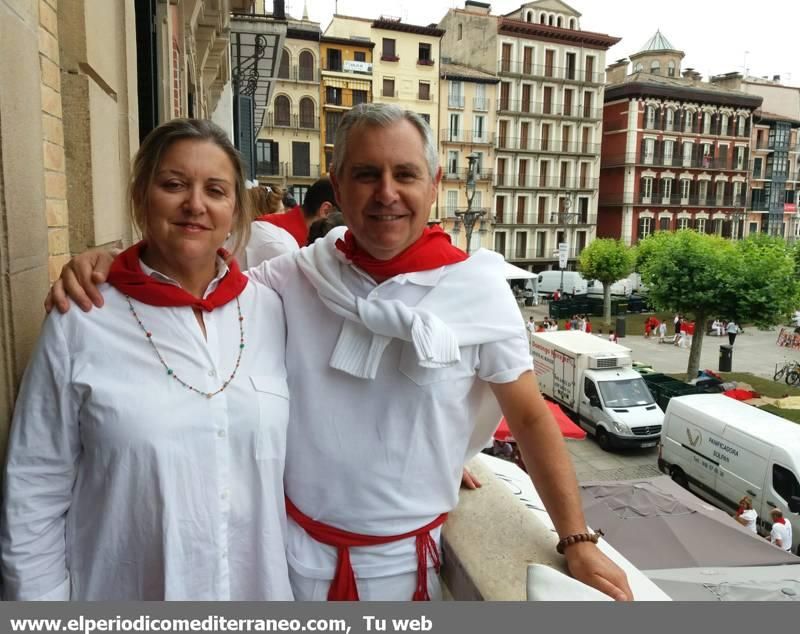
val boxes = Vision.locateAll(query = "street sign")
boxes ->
[558,242,569,269]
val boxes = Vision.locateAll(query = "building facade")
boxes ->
[439,0,619,271]
[437,63,498,251]
[599,33,762,244]
[255,16,321,200]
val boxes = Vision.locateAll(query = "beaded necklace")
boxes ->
[125,295,245,399]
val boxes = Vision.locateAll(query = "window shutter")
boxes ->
[236,94,255,180]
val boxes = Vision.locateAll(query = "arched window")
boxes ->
[299,97,315,128]
[634,63,643,73]
[557,16,563,27]
[526,11,532,22]
[540,14,546,24]
[650,61,661,75]
[548,15,554,26]
[668,61,676,77]
[298,51,314,81]
[274,95,290,126]
[569,18,576,29]
[278,49,290,79]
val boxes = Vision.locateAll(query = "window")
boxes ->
[721,114,729,135]
[682,141,693,167]
[646,106,656,129]
[703,112,712,135]
[325,111,342,144]
[733,181,743,205]
[418,43,432,65]
[650,61,660,75]
[255,139,279,176]
[570,18,577,29]
[298,97,315,128]
[326,48,342,72]
[565,52,576,80]
[641,177,653,201]
[681,178,691,200]
[495,195,506,223]
[737,115,746,136]
[684,111,693,133]
[698,180,709,203]
[325,86,342,106]
[278,49,290,79]
[500,43,512,73]
[582,91,593,118]
[543,86,553,114]
[474,84,487,111]
[499,82,510,110]
[291,141,310,177]
[418,81,430,101]
[446,189,458,214]
[585,55,595,82]
[324,149,333,174]
[473,115,485,142]
[666,108,675,131]
[663,140,674,165]
[736,146,746,170]
[716,181,726,205]
[541,123,550,151]
[354,51,366,62]
[299,51,314,81]
[668,61,676,77]
[545,50,555,77]
[659,216,671,231]
[526,10,533,22]
[382,38,397,60]
[661,178,673,202]
[457,23,463,40]
[449,113,460,141]
[643,138,655,164]
[448,81,464,108]
[518,160,528,187]
[695,217,706,233]
[447,150,458,176]
[634,63,643,73]
[678,216,689,230]
[382,77,395,98]
[753,157,763,178]
[522,46,533,74]
[352,89,368,106]
[494,232,507,255]
[638,217,652,240]
[515,232,527,258]
[274,95,290,126]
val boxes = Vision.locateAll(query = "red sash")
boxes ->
[256,205,307,247]
[107,241,247,311]
[335,226,467,278]
[285,497,446,601]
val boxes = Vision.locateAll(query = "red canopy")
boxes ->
[495,400,586,441]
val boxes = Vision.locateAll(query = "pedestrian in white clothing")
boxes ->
[2,120,293,600]
[769,509,793,552]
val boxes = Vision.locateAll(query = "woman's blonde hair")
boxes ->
[739,496,753,510]
[247,183,284,219]
[129,118,252,257]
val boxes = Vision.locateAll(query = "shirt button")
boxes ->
[217,429,226,438]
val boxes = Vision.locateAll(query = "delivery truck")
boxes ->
[531,331,664,451]
[658,394,800,554]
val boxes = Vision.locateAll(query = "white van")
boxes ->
[585,278,632,298]
[536,271,588,298]
[659,394,800,554]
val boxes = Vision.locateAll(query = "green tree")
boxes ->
[639,231,800,379]
[578,239,636,326]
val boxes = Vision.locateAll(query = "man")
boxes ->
[769,509,793,552]
[47,104,631,601]
[243,177,337,265]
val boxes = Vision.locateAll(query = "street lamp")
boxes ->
[455,152,486,254]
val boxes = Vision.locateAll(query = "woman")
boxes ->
[735,497,758,534]
[726,320,740,346]
[247,182,284,218]
[1,119,293,600]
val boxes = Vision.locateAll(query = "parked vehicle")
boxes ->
[536,271,588,298]
[531,331,664,451]
[658,394,800,554]
[585,278,632,298]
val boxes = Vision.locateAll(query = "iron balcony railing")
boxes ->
[276,65,321,83]
[499,247,586,261]
[495,212,595,226]
[441,167,494,181]
[439,206,492,219]
[494,174,598,189]
[448,95,466,109]
[602,152,748,171]
[496,99,603,119]
[262,113,320,131]
[495,137,600,154]
[255,162,321,179]
[440,129,495,144]
[598,192,745,207]
[497,60,604,84]
[473,97,490,112]
[641,118,751,138]
[320,59,373,74]
[323,90,370,108]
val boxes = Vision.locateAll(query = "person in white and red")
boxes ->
[769,508,793,552]
[47,104,632,602]
[241,178,337,266]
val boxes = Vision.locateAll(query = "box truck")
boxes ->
[536,271,588,298]
[658,394,800,554]
[531,331,664,450]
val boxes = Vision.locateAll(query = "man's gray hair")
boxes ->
[331,103,439,180]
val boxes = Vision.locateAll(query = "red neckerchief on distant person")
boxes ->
[335,226,467,278]
[285,497,445,601]
[774,517,787,525]
[107,241,248,311]
[256,204,307,247]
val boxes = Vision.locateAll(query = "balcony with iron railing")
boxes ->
[255,161,321,179]
[276,65,321,83]
[495,136,600,155]
[473,97,490,112]
[500,246,586,261]
[441,167,494,181]
[598,191,745,208]
[262,112,320,131]
[495,211,595,227]
[496,99,603,120]
[320,58,373,75]
[496,60,604,85]
[440,129,495,145]
[641,118,751,138]
[494,174,598,189]
[602,152,748,172]
[322,90,370,109]
[447,95,466,109]
[439,206,492,220]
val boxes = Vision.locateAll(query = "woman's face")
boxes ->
[145,139,237,264]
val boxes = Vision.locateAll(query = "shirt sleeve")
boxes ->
[245,223,299,267]
[1,314,81,601]
[477,330,533,384]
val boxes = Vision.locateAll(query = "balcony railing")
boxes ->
[496,99,603,120]
[320,59,373,75]
[599,191,745,208]
[473,97,490,112]
[262,113,320,131]
[502,247,586,261]
[495,136,600,154]
[323,91,371,109]
[439,206,492,219]
[442,167,494,181]
[495,174,598,189]
[496,60,604,84]
[448,95,465,109]
[255,162,321,179]
[602,152,748,171]
[440,129,494,144]
[276,65,320,83]
[641,118,751,138]
[494,210,595,226]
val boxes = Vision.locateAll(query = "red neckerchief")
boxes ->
[255,204,307,247]
[285,497,445,601]
[774,517,787,525]
[107,241,248,311]
[335,226,467,278]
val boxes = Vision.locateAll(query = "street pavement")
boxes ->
[519,303,800,481]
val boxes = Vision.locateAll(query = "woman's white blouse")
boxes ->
[1,272,292,600]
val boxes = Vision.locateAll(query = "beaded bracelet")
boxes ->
[556,529,604,555]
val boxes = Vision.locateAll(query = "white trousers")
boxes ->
[289,566,443,602]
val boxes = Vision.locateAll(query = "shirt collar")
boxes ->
[138,255,230,299]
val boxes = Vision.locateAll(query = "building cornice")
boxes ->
[497,17,620,50]
[371,19,445,38]
[605,82,763,109]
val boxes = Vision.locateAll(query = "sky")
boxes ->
[277,0,800,86]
